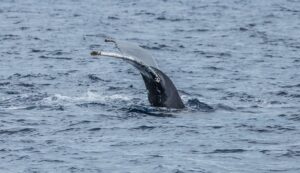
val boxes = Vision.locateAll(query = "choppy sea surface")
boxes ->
[1,0,300,172]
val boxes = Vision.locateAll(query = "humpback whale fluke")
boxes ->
[90,39,185,109]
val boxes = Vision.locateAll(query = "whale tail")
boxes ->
[90,39,184,109]
[104,38,158,68]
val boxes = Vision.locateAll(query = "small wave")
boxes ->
[7,73,55,80]
[107,86,123,91]
[69,120,91,127]
[203,66,224,71]
[88,127,102,131]
[134,11,155,16]
[7,73,22,79]
[17,83,35,88]
[209,149,246,154]
[1,93,48,105]
[0,82,10,86]
[140,44,168,50]
[186,98,214,112]
[215,104,235,111]
[4,106,29,110]
[237,124,296,133]
[3,104,64,111]
[279,114,300,122]
[276,91,288,96]
[123,106,175,117]
[0,34,20,41]
[42,91,132,107]
[209,126,223,129]
[5,91,19,95]
[49,50,69,56]
[77,102,106,108]
[107,16,119,20]
[0,128,36,135]
[53,128,80,134]
[88,74,109,82]
[288,114,300,121]
[39,55,72,60]
[39,159,65,163]
[175,28,210,33]
[239,27,249,31]
[156,16,190,22]
[290,94,300,98]
[131,125,156,130]
[89,44,101,49]
[0,111,12,116]
[281,150,300,158]
[31,49,45,53]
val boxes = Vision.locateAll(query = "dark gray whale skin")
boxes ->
[91,39,185,109]
[141,67,185,109]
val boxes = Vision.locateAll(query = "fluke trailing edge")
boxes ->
[90,39,185,109]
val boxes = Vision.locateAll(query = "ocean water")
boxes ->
[0,0,300,172]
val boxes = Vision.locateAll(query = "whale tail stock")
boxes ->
[90,39,185,109]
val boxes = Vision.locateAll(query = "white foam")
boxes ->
[42,90,132,105]
[5,106,29,110]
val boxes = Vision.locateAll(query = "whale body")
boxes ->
[91,39,185,109]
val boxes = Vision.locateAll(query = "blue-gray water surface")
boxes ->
[1,0,300,172]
